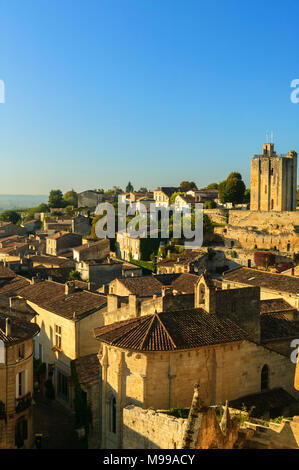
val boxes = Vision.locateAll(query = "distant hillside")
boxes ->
[0,195,48,212]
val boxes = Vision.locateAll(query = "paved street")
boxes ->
[33,393,79,449]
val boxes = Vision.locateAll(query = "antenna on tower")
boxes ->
[266,131,269,143]
[271,131,274,144]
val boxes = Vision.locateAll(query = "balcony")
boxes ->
[15,392,32,413]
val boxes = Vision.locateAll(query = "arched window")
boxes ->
[261,365,269,391]
[198,284,205,304]
[110,396,117,434]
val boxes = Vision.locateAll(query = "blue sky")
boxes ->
[1,0,299,194]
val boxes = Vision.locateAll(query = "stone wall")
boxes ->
[123,406,186,449]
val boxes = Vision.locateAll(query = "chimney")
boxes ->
[65,281,76,295]
[6,317,11,336]
[87,282,91,291]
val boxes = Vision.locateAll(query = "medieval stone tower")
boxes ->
[250,143,297,211]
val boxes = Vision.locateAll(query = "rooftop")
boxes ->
[223,267,299,296]
[94,308,248,351]
[73,353,100,385]
[18,280,106,319]
[0,314,40,345]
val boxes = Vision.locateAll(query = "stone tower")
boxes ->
[250,143,297,211]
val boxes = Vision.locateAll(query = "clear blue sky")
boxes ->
[1,0,299,194]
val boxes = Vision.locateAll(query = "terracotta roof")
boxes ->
[171,273,200,293]
[260,298,296,314]
[74,239,109,253]
[154,274,181,285]
[73,354,100,385]
[94,308,248,351]
[47,231,75,240]
[115,276,163,297]
[261,314,299,342]
[0,314,40,344]
[29,255,72,267]
[157,259,176,267]
[18,280,106,319]
[0,265,16,279]
[175,250,205,265]
[0,276,30,295]
[223,267,299,296]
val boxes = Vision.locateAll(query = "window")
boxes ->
[265,185,267,194]
[16,371,26,398]
[57,369,69,401]
[18,343,25,360]
[271,199,274,210]
[55,325,62,349]
[261,364,269,391]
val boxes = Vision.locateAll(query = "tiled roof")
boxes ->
[29,255,72,266]
[223,267,299,295]
[18,280,106,319]
[48,231,74,240]
[116,276,163,297]
[73,354,100,385]
[94,308,248,351]
[74,239,109,253]
[260,298,296,314]
[0,276,30,295]
[0,314,40,344]
[261,314,299,342]
[0,265,16,279]
[171,273,200,293]
[175,250,205,265]
[154,274,181,285]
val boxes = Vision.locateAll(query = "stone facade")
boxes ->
[250,143,297,211]
[222,210,299,253]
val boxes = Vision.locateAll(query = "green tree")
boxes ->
[170,191,185,204]
[63,189,78,207]
[204,200,217,209]
[48,189,65,208]
[138,187,148,193]
[36,203,49,213]
[207,183,219,189]
[126,181,134,193]
[218,172,246,204]
[243,189,250,203]
[179,181,197,191]
[0,210,21,225]
[69,270,82,281]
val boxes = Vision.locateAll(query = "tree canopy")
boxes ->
[218,172,246,204]
[179,181,197,191]
[0,210,21,225]
[206,183,219,189]
[63,189,78,207]
[48,189,65,208]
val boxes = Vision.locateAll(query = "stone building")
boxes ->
[16,280,107,409]
[73,238,110,262]
[94,272,299,449]
[223,266,299,310]
[250,143,297,211]
[0,314,39,449]
[46,232,82,256]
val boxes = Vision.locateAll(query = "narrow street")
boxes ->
[33,393,80,449]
